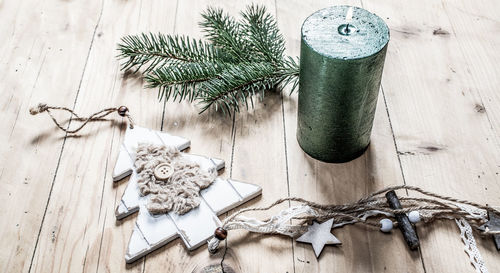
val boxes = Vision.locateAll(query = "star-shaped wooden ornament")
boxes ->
[296,218,341,257]
[479,211,500,250]
[113,126,262,263]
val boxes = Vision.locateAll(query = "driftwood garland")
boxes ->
[207,184,500,270]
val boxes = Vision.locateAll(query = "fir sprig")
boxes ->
[241,5,285,64]
[146,61,227,102]
[117,4,299,114]
[199,7,253,63]
[117,34,219,72]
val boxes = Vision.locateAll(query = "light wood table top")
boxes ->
[1,0,499,272]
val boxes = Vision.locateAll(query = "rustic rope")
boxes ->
[29,103,134,133]
[207,185,500,253]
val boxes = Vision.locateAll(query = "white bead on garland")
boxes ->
[207,185,500,272]
[408,211,421,223]
[379,218,393,233]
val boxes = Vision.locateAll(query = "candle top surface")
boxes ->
[302,6,390,60]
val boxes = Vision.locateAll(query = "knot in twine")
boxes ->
[29,103,49,115]
[29,103,134,134]
[207,185,500,254]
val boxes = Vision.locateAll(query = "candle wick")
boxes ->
[344,7,354,35]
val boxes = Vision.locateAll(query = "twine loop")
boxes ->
[29,103,134,134]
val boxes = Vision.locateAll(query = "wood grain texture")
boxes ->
[0,0,103,272]
[1,0,500,272]
[27,0,151,271]
[142,1,236,272]
[363,0,500,272]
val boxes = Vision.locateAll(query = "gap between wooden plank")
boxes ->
[367,0,426,268]
[380,85,408,187]
[273,0,296,271]
[95,127,116,273]
[274,1,296,272]
[26,0,105,272]
[160,0,180,133]
[366,0,428,268]
[380,83,428,273]
[148,0,181,271]
[226,2,293,271]
[282,95,296,273]
[229,113,236,179]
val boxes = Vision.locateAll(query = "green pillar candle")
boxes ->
[297,6,390,163]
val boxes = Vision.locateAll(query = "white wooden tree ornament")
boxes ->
[113,126,262,263]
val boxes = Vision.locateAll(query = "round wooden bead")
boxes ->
[408,211,421,223]
[118,106,129,117]
[214,227,227,240]
[380,218,393,233]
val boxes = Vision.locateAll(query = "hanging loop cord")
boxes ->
[29,103,134,134]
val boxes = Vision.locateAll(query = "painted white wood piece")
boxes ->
[114,154,226,220]
[113,126,262,263]
[113,126,191,181]
[296,218,341,258]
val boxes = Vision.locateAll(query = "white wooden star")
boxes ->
[113,126,262,263]
[296,218,341,257]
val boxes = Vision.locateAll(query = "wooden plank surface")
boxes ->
[361,1,500,272]
[1,0,500,272]
[28,0,151,271]
[0,0,103,272]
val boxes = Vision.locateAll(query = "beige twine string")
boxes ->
[29,103,134,133]
[207,185,500,253]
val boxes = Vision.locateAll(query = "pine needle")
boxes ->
[117,33,219,73]
[116,5,299,114]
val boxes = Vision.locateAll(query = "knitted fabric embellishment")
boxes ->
[134,143,216,215]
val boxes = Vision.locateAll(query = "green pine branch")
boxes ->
[199,61,299,114]
[241,5,285,64]
[116,4,299,114]
[117,34,219,72]
[200,7,253,63]
[145,61,227,102]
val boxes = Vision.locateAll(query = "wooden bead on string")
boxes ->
[118,106,129,117]
[215,227,228,240]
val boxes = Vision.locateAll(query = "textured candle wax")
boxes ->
[297,6,390,163]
